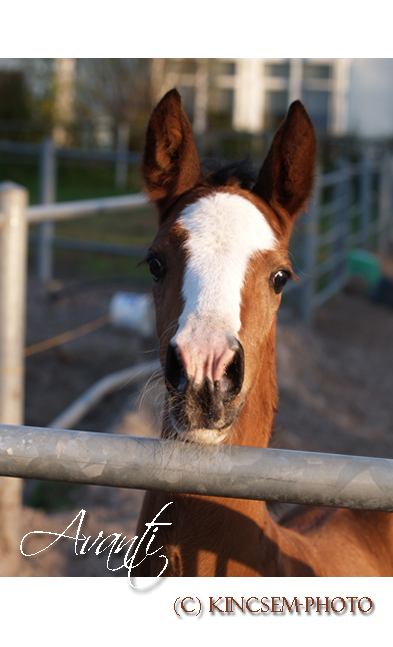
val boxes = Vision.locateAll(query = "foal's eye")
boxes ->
[271,270,291,294]
[148,257,163,282]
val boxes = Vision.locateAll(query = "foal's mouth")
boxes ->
[165,378,245,444]
[172,424,232,445]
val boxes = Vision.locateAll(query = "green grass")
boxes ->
[0,160,40,202]
[1,154,160,282]
[27,480,86,512]
[55,160,144,202]
[0,155,144,204]
[38,248,152,284]
[55,204,157,247]
[36,203,158,283]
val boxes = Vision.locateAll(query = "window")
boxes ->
[211,61,236,76]
[208,87,234,128]
[303,63,331,80]
[301,90,330,131]
[167,59,197,75]
[265,62,290,78]
[264,90,289,131]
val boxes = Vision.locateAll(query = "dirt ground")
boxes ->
[15,263,393,576]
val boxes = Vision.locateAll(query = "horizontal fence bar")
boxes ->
[313,254,346,279]
[0,140,40,155]
[318,161,381,188]
[311,274,349,310]
[27,193,148,223]
[317,225,344,247]
[0,139,141,164]
[0,424,392,510]
[56,148,141,164]
[319,167,356,187]
[318,194,352,217]
[28,234,146,258]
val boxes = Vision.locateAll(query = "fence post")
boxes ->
[0,182,28,575]
[377,153,392,254]
[36,137,56,283]
[333,159,351,287]
[359,155,371,249]
[299,171,320,324]
[388,155,393,250]
[115,123,130,189]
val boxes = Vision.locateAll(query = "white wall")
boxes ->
[347,59,393,137]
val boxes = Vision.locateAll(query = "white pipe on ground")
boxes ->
[49,360,161,430]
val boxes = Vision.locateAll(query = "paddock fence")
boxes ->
[25,149,393,321]
[288,154,393,322]
[0,137,142,281]
[1,423,393,512]
[2,136,393,302]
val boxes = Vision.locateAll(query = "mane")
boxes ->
[201,158,257,191]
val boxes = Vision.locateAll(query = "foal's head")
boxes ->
[143,89,316,444]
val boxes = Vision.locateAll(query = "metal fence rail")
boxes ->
[294,154,393,322]
[29,234,146,258]
[4,134,391,311]
[0,138,141,165]
[1,423,392,511]
[27,192,147,223]
[0,137,145,281]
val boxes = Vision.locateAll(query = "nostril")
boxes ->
[165,342,188,392]
[220,340,244,398]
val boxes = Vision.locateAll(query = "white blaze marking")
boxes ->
[178,192,276,334]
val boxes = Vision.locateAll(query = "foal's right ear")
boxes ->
[143,89,201,217]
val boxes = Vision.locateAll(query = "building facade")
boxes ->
[2,58,393,141]
[152,58,352,136]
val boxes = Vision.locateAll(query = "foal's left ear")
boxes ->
[253,101,316,222]
[143,89,201,217]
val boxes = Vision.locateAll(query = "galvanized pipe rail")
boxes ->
[0,424,392,511]
[27,193,148,224]
[0,138,141,164]
[28,235,146,258]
